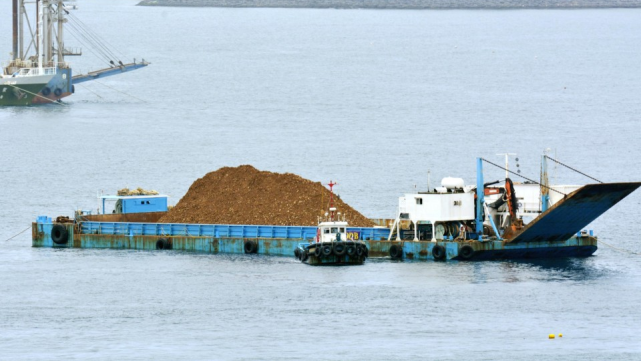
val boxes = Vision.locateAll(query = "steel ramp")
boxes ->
[506,182,641,243]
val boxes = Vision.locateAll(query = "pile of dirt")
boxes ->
[159,165,374,227]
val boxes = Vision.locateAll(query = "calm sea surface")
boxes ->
[1,2,641,359]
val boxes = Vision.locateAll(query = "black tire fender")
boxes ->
[156,238,171,250]
[314,246,322,257]
[459,245,475,260]
[432,245,446,261]
[346,245,356,256]
[41,87,51,96]
[301,250,308,262]
[389,244,403,259]
[54,88,62,97]
[322,244,333,257]
[51,224,69,245]
[333,242,347,256]
[244,240,258,254]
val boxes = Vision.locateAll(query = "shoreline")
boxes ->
[137,0,641,9]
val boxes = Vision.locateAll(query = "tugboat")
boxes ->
[294,181,369,265]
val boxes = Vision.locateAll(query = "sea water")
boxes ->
[1,2,640,359]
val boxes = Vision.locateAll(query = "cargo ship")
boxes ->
[1,0,148,106]
[32,155,640,261]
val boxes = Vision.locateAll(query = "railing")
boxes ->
[17,67,57,77]
[79,221,390,241]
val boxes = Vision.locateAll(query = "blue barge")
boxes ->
[31,157,640,261]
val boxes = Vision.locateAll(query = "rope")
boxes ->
[76,83,104,99]
[481,158,567,196]
[93,80,146,103]
[5,84,67,106]
[3,227,31,242]
[598,240,641,255]
[544,156,603,184]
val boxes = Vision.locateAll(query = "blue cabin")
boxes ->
[100,195,168,214]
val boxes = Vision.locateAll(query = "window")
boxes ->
[416,198,423,205]
[331,227,338,233]
[324,228,330,234]
[339,228,345,233]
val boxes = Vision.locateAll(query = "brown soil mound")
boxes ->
[159,165,374,227]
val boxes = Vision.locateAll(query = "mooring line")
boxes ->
[598,240,640,255]
[76,83,104,99]
[93,79,146,103]
[3,226,31,242]
[544,155,603,184]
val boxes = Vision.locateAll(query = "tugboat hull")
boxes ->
[296,241,369,266]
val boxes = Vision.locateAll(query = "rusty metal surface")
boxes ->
[33,222,598,261]
[80,212,165,223]
[507,182,641,243]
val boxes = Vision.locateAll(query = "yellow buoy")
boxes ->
[549,334,555,339]
[559,333,563,338]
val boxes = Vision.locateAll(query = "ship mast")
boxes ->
[12,0,18,60]
[328,181,337,221]
[57,0,64,67]
[38,0,44,70]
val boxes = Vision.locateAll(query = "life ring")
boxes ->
[333,242,347,256]
[458,245,475,260]
[389,244,403,259]
[244,240,258,254]
[432,245,446,261]
[314,246,322,257]
[156,238,171,250]
[322,244,333,257]
[51,224,69,245]
[41,87,51,96]
[54,88,62,97]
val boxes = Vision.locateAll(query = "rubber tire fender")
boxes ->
[333,242,347,256]
[322,244,333,257]
[432,245,446,261]
[314,246,322,257]
[300,250,309,262]
[41,87,51,96]
[346,245,356,256]
[51,224,69,245]
[459,245,475,260]
[294,248,301,259]
[54,88,62,97]
[389,244,403,259]
[356,245,364,257]
[244,240,258,254]
[156,238,171,250]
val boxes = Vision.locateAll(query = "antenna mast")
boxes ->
[328,181,337,221]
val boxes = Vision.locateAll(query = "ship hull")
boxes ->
[0,68,73,106]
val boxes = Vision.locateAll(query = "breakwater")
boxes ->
[137,0,641,9]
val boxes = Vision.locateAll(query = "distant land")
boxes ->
[137,0,641,9]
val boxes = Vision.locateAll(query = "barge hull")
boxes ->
[33,222,597,261]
